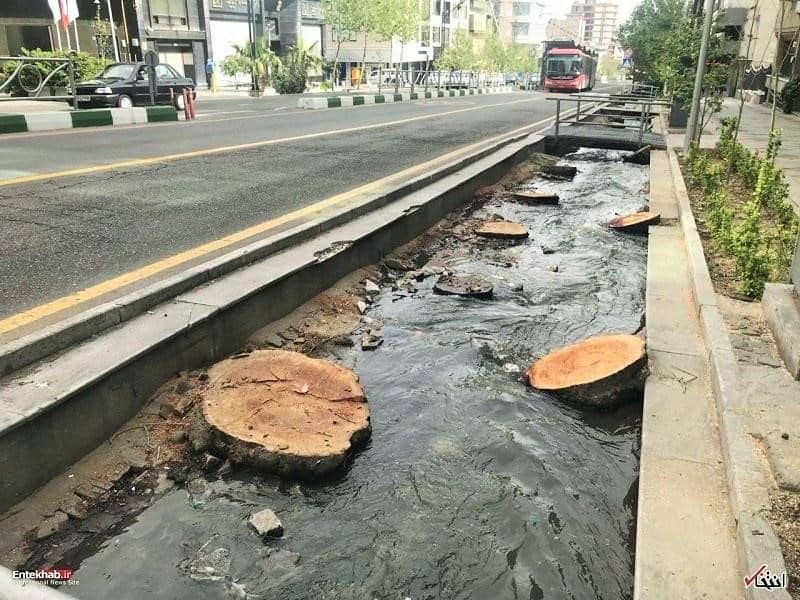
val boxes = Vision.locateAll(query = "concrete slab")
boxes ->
[648,151,679,220]
[636,216,741,600]
[762,283,800,379]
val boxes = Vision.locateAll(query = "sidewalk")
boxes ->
[668,98,800,597]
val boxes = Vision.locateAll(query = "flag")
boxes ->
[47,0,80,31]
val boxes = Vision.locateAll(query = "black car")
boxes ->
[74,62,196,110]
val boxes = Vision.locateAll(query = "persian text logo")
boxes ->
[744,564,788,592]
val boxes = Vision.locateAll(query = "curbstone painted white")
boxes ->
[23,112,73,132]
[110,107,149,126]
[296,86,514,110]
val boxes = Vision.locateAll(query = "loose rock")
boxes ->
[36,511,69,540]
[170,430,187,444]
[384,257,413,271]
[357,301,368,314]
[434,275,493,299]
[248,508,284,538]
[364,280,381,295]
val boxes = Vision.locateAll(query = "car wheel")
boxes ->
[175,91,186,111]
[117,94,134,108]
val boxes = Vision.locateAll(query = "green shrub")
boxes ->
[1,49,109,96]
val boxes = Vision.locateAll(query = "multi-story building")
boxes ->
[568,0,617,51]
[545,16,585,44]
[494,0,547,47]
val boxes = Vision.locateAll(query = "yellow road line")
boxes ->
[0,96,538,188]
[0,107,559,335]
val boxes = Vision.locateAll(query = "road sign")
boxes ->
[144,50,159,68]
[622,57,633,68]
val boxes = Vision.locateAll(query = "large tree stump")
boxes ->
[199,350,370,476]
[541,165,578,179]
[608,211,661,234]
[527,334,647,409]
[475,221,529,240]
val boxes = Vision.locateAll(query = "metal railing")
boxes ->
[0,54,77,109]
[548,92,672,144]
[365,68,514,94]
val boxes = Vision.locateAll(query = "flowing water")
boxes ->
[67,149,648,600]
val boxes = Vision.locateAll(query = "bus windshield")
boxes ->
[546,55,583,77]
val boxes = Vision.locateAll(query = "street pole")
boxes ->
[106,0,120,62]
[769,0,787,132]
[684,0,715,151]
[247,0,257,92]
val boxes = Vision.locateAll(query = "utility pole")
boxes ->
[684,0,715,151]
[247,0,258,92]
[769,0,787,132]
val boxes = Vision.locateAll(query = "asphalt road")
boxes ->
[0,87,617,332]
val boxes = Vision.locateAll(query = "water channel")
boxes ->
[67,149,649,600]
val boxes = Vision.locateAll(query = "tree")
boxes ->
[373,0,421,91]
[220,40,281,90]
[437,30,477,71]
[322,0,365,89]
[598,52,620,80]
[274,40,323,94]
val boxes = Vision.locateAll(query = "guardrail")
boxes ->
[369,69,529,94]
[548,93,672,144]
[0,54,77,109]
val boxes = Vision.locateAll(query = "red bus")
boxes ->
[543,45,598,93]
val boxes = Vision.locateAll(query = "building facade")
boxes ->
[545,16,585,44]
[568,0,618,51]
[495,0,547,47]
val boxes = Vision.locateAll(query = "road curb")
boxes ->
[297,87,511,109]
[667,148,790,599]
[0,105,178,135]
[0,131,546,512]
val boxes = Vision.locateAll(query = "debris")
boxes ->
[541,164,578,179]
[475,221,529,240]
[541,246,556,255]
[265,334,284,348]
[357,301,368,314]
[160,395,194,419]
[623,145,651,165]
[203,453,223,473]
[248,508,284,538]
[364,279,381,295]
[384,257,413,271]
[36,511,69,540]
[549,265,559,273]
[783,433,790,440]
[362,330,384,350]
[169,430,187,444]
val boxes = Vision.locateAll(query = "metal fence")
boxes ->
[548,92,672,144]
[0,54,77,109]
[366,68,514,94]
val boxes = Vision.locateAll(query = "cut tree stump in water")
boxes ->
[623,145,651,165]
[475,221,529,240]
[527,334,647,409]
[541,165,578,179]
[510,191,560,205]
[608,211,661,234]
[434,274,493,299]
[198,350,370,476]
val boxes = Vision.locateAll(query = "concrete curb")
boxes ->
[297,87,512,109]
[0,106,178,135]
[0,132,546,512]
[668,148,791,599]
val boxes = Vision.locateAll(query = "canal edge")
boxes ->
[667,146,790,600]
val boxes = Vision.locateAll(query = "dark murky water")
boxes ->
[69,150,648,600]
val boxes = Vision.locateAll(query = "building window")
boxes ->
[512,2,531,17]
[512,22,529,39]
[150,0,188,29]
[779,36,798,78]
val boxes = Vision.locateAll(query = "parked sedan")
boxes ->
[73,62,195,109]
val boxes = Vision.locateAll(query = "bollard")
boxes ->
[188,90,196,120]
[555,99,561,137]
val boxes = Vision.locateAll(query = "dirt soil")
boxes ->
[0,152,559,576]
[767,490,800,598]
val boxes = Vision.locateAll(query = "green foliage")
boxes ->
[436,30,477,71]
[684,120,800,298]
[220,40,281,89]
[779,77,800,114]
[1,49,110,96]
[274,41,322,94]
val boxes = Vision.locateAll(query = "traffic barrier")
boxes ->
[0,106,179,134]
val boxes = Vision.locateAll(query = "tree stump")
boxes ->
[510,191,560,205]
[541,165,578,179]
[608,211,661,234]
[198,350,370,476]
[433,274,493,299]
[527,334,647,409]
[475,221,529,240]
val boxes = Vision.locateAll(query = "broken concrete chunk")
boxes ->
[357,301,368,314]
[160,395,194,419]
[248,508,284,538]
[36,511,69,540]
[364,280,381,295]
[384,257,414,271]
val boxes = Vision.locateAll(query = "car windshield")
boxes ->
[97,64,136,80]
[547,55,582,75]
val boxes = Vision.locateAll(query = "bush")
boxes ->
[273,66,307,94]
